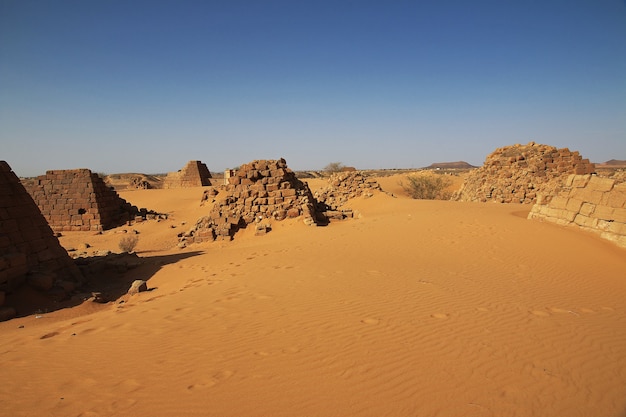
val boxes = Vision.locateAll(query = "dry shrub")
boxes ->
[118,235,139,253]
[324,162,345,173]
[401,174,453,200]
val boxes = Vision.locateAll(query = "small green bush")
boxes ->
[401,174,453,200]
[118,235,139,253]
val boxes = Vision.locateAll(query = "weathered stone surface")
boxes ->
[529,174,626,249]
[23,168,143,232]
[314,171,382,211]
[453,142,595,204]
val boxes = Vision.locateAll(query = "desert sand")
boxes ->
[2,173,626,417]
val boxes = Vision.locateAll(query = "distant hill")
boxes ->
[597,159,626,168]
[425,161,477,170]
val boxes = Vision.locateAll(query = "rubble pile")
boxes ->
[453,142,595,204]
[179,159,319,245]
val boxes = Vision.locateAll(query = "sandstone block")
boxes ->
[287,208,300,218]
[572,188,604,205]
[580,203,595,216]
[591,206,614,220]
[571,175,591,188]
[574,214,597,228]
[550,196,568,210]
[613,208,626,223]
[607,221,626,235]
[607,191,626,209]
[127,280,148,295]
[588,176,615,192]
[565,198,584,213]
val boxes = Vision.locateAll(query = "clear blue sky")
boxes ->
[1,0,625,177]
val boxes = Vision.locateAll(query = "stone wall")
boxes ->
[528,174,626,249]
[163,160,212,188]
[453,142,595,204]
[1,161,82,319]
[180,159,318,245]
[25,169,139,232]
[314,171,381,217]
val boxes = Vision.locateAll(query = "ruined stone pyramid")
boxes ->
[180,158,319,244]
[163,160,213,188]
[24,168,139,232]
[453,142,595,204]
[1,161,82,317]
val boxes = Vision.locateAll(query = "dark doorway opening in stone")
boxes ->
[78,208,86,214]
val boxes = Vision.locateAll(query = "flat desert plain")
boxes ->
[2,174,626,417]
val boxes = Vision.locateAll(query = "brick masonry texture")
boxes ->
[528,174,626,249]
[314,171,382,211]
[24,169,140,232]
[163,160,213,188]
[180,159,319,244]
[0,161,82,304]
[453,142,595,204]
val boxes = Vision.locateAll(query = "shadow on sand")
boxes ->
[7,251,205,318]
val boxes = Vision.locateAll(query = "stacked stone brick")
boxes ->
[1,161,82,319]
[25,169,139,232]
[163,160,212,188]
[453,142,595,204]
[528,174,626,249]
[314,171,381,211]
[180,159,318,244]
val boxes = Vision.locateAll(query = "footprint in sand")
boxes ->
[187,370,235,391]
[110,398,137,410]
[530,310,550,317]
[117,379,143,393]
[361,318,380,325]
[187,380,217,391]
[213,370,235,381]
[248,292,273,300]
[40,331,59,339]
[548,307,570,314]
[431,313,449,320]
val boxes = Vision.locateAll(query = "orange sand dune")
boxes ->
[1,174,625,417]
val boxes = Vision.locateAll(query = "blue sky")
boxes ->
[1,0,625,177]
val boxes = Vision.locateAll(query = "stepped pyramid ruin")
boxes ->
[180,158,318,244]
[453,142,595,204]
[1,161,82,319]
[24,169,140,232]
[163,160,213,188]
